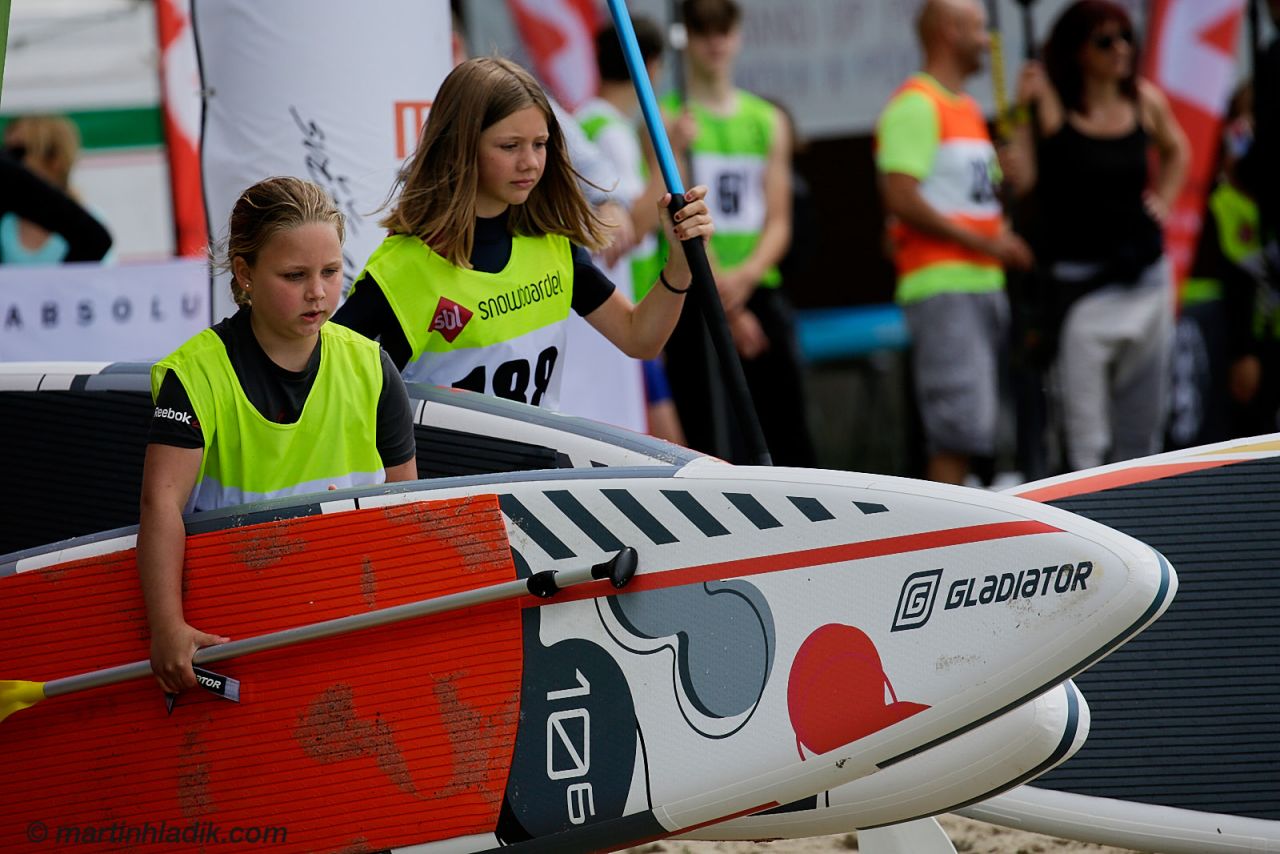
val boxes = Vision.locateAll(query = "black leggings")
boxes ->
[664,287,816,467]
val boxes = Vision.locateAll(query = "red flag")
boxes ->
[155,0,208,257]
[1142,0,1246,284]
[507,0,601,112]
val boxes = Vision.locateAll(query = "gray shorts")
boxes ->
[903,290,1008,458]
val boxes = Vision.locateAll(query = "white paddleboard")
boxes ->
[681,679,1089,840]
[357,462,1172,850]
[3,462,1172,852]
[0,361,703,555]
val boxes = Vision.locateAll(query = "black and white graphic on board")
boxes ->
[496,551,638,843]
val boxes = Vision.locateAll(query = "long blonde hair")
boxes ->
[381,57,608,268]
[220,177,345,307]
[6,115,80,191]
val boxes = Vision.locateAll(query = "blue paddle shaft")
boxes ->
[604,0,773,466]
[606,0,685,196]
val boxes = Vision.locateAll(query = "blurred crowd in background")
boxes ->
[2,0,1277,486]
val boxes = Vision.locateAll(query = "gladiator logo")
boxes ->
[891,568,943,632]
[195,672,224,691]
[192,666,240,702]
[945,562,1092,611]
[429,297,472,343]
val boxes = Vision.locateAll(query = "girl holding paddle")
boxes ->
[331,56,715,409]
[139,176,419,693]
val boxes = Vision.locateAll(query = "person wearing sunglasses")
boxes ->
[1006,0,1188,472]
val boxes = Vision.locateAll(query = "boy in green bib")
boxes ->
[661,0,816,465]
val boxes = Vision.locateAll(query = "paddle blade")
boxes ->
[0,680,46,723]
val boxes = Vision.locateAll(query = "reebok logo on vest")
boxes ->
[154,406,194,426]
[429,296,473,343]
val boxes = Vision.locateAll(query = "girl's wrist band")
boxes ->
[660,269,690,295]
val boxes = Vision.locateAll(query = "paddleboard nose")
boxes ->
[687,679,1093,840]
[1126,547,1178,640]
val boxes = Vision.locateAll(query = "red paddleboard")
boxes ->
[1,495,524,852]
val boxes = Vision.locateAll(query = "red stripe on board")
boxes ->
[1016,461,1230,503]
[539,520,1057,607]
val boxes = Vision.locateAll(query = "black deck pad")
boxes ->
[1034,456,1280,819]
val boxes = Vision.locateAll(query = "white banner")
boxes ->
[192,0,452,321]
[0,260,209,362]
[558,256,646,432]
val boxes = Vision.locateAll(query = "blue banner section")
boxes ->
[796,304,909,363]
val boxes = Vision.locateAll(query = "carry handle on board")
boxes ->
[0,546,639,723]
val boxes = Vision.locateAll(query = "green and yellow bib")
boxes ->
[662,89,781,288]
[150,322,386,512]
[577,99,664,300]
[359,232,574,408]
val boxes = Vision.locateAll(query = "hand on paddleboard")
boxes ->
[150,622,230,693]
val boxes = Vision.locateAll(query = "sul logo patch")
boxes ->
[429,297,472,343]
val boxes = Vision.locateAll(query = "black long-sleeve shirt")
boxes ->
[333,212,615,370]
[0,153,113,262]
[1243,36,1279,244]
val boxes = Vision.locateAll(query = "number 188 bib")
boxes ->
[358,232,574,408]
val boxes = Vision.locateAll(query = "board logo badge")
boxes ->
[788,624,930,755]
[892,568,943,632]
[191,666,241,702]
[429,297,472,342]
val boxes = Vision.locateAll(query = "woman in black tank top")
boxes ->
[1009,0,1187,275]
[1004,0,1189,472]
[1036,118,1163,275]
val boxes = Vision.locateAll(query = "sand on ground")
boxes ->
[625,814,1145,853]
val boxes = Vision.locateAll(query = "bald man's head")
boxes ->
[916,0,989,77]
